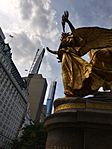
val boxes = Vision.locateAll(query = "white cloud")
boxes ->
[20,0,33,20]
[0,0,60,78]
[0,0,64,98]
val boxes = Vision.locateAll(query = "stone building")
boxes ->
[0,27,28,148]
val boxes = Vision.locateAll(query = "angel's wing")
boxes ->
[76,27,112,56]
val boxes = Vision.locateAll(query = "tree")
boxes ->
[12,123,47,149]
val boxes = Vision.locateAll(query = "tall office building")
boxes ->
[46,81,57,117]
[0,27,28,148]
[27,48,47,123]
[28,74,47,122]
[29,48,45,75]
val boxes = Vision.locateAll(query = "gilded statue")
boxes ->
[47,11,112,97]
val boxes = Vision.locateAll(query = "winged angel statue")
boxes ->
[47,11,112,97]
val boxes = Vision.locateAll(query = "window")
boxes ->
[0,100,2,106]
[0,88,4,93]
[5,100,8,104]
[3,104,6,109]
[0,121,2,127]
[3,124,6,129]
[7,102,10,107]
[0,109,3,113]
[6,107,9,111]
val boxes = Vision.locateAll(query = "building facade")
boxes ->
[0,28,28,148]
[28,74,47,122]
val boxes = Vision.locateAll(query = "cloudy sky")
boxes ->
[1,0,112,99]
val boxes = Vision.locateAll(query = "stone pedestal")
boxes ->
[45,92,112,149]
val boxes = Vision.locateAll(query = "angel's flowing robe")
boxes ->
[59,41,112,97]
[60,47,103,96]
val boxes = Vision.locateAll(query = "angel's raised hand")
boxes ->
[62,11,69,23]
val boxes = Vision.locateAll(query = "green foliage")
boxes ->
[12,123,47,149]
